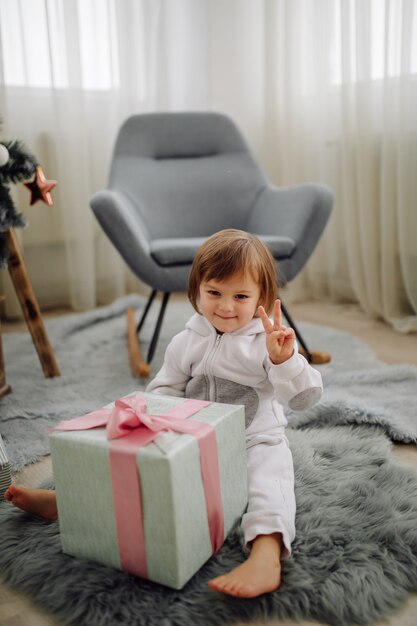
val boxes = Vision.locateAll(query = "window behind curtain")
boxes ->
[0,0,120,90]
[331,0,417,84]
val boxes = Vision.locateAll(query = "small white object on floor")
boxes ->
[0,434,12,500]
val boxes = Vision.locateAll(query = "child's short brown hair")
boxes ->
[188,229,278,315]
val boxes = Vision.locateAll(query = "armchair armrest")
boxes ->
[247,183,334,282]
[90,190,155,282]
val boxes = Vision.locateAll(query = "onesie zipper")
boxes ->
[205,334,222,401]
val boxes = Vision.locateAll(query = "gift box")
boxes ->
[49,392,247,589]
[0,434,12,501]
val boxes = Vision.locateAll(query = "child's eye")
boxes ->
[208,290,220,296]
[235,294,248,300]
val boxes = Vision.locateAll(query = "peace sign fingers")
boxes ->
[258,305,275,334]
[258,300,285,334]
[259,299,295,364]
[273,299,283,330]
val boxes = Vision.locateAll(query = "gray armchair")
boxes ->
[90,112,333,365]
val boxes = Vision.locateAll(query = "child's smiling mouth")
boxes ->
[216,314,237,320]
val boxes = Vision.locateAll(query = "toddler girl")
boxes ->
[5,229,323,599]
[146,228,323,597]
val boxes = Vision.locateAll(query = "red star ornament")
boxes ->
[24,165,57,206]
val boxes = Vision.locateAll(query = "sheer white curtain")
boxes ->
[1,0,416,331]
[256,0,417,332]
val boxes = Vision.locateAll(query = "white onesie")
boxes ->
[146,312,323,556]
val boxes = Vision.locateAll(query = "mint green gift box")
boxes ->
[49,392,247,589]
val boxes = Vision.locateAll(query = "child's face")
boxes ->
[199,271,261,333]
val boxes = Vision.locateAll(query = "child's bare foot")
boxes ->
[208,533,282,598]
[4,485,58,521]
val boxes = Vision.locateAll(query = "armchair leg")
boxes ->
[280,301,331,365]
[137,289,157,333]
[127,308,150,378]
[147,292,171,364]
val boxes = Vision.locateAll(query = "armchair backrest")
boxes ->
[108,112,268,239]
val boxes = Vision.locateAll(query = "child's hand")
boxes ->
[258,299,295,365]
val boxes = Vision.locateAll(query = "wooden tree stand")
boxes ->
[0,295,11,397]
[1,229,60,388]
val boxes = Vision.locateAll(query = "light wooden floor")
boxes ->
[1,300,417,626]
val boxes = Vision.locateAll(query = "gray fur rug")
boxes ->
[1,295,417,626]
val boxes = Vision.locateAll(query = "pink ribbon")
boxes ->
[53,394,225,578]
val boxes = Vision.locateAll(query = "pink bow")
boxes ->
[53,394,213,441]
[106,394,198,439]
